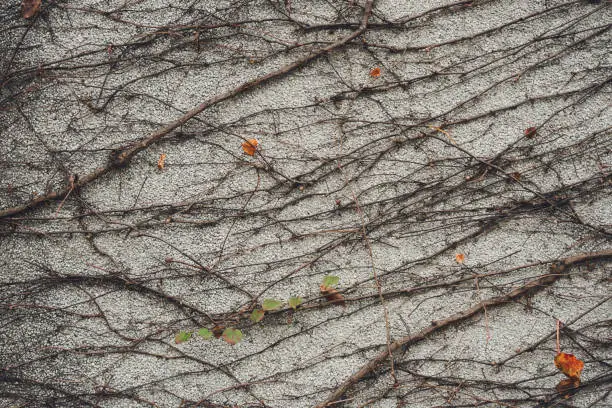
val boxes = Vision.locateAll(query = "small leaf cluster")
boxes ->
[175,276,341,345]
[250,296,303,323]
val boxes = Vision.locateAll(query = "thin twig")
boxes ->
[314,249,612,407]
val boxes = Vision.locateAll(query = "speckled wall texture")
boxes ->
[1,1,610,407]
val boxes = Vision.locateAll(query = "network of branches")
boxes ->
[1,1,610,407]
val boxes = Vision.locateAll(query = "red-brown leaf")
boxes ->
[524,127,537,138]
[22,0,41,19]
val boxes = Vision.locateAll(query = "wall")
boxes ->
[1,1,610,407]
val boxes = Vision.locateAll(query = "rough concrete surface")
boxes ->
[0,0,611,407]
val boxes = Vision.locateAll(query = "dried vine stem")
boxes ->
[315,249,612,408]
[2,2,609,406]
[0,0,375,220]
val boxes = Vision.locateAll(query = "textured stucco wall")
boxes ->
[1,1,610,407]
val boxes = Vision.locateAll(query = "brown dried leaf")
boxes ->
[22,0,41,19]
[556,377,580,399]
[510,172,521,181]
[320,285,345,306]
[212,325,225,339]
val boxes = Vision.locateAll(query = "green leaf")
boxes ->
[197,328,213,340]
[321,275,340,289]
[250,309,265,323]
[222,328,243,345]
[175,331,192,344]
[262,298,282,311]
[288,296,303,310]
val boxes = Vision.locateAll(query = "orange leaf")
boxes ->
[455,253,465,264]
[241,138,258,156]
[369,67,381,78]
[554,352,584,379]
[157,153,167,170]
[22,0,41,19]
[320,285,345,306]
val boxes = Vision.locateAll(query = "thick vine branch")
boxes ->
[314,249,612,407]
[0,0,375,220]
